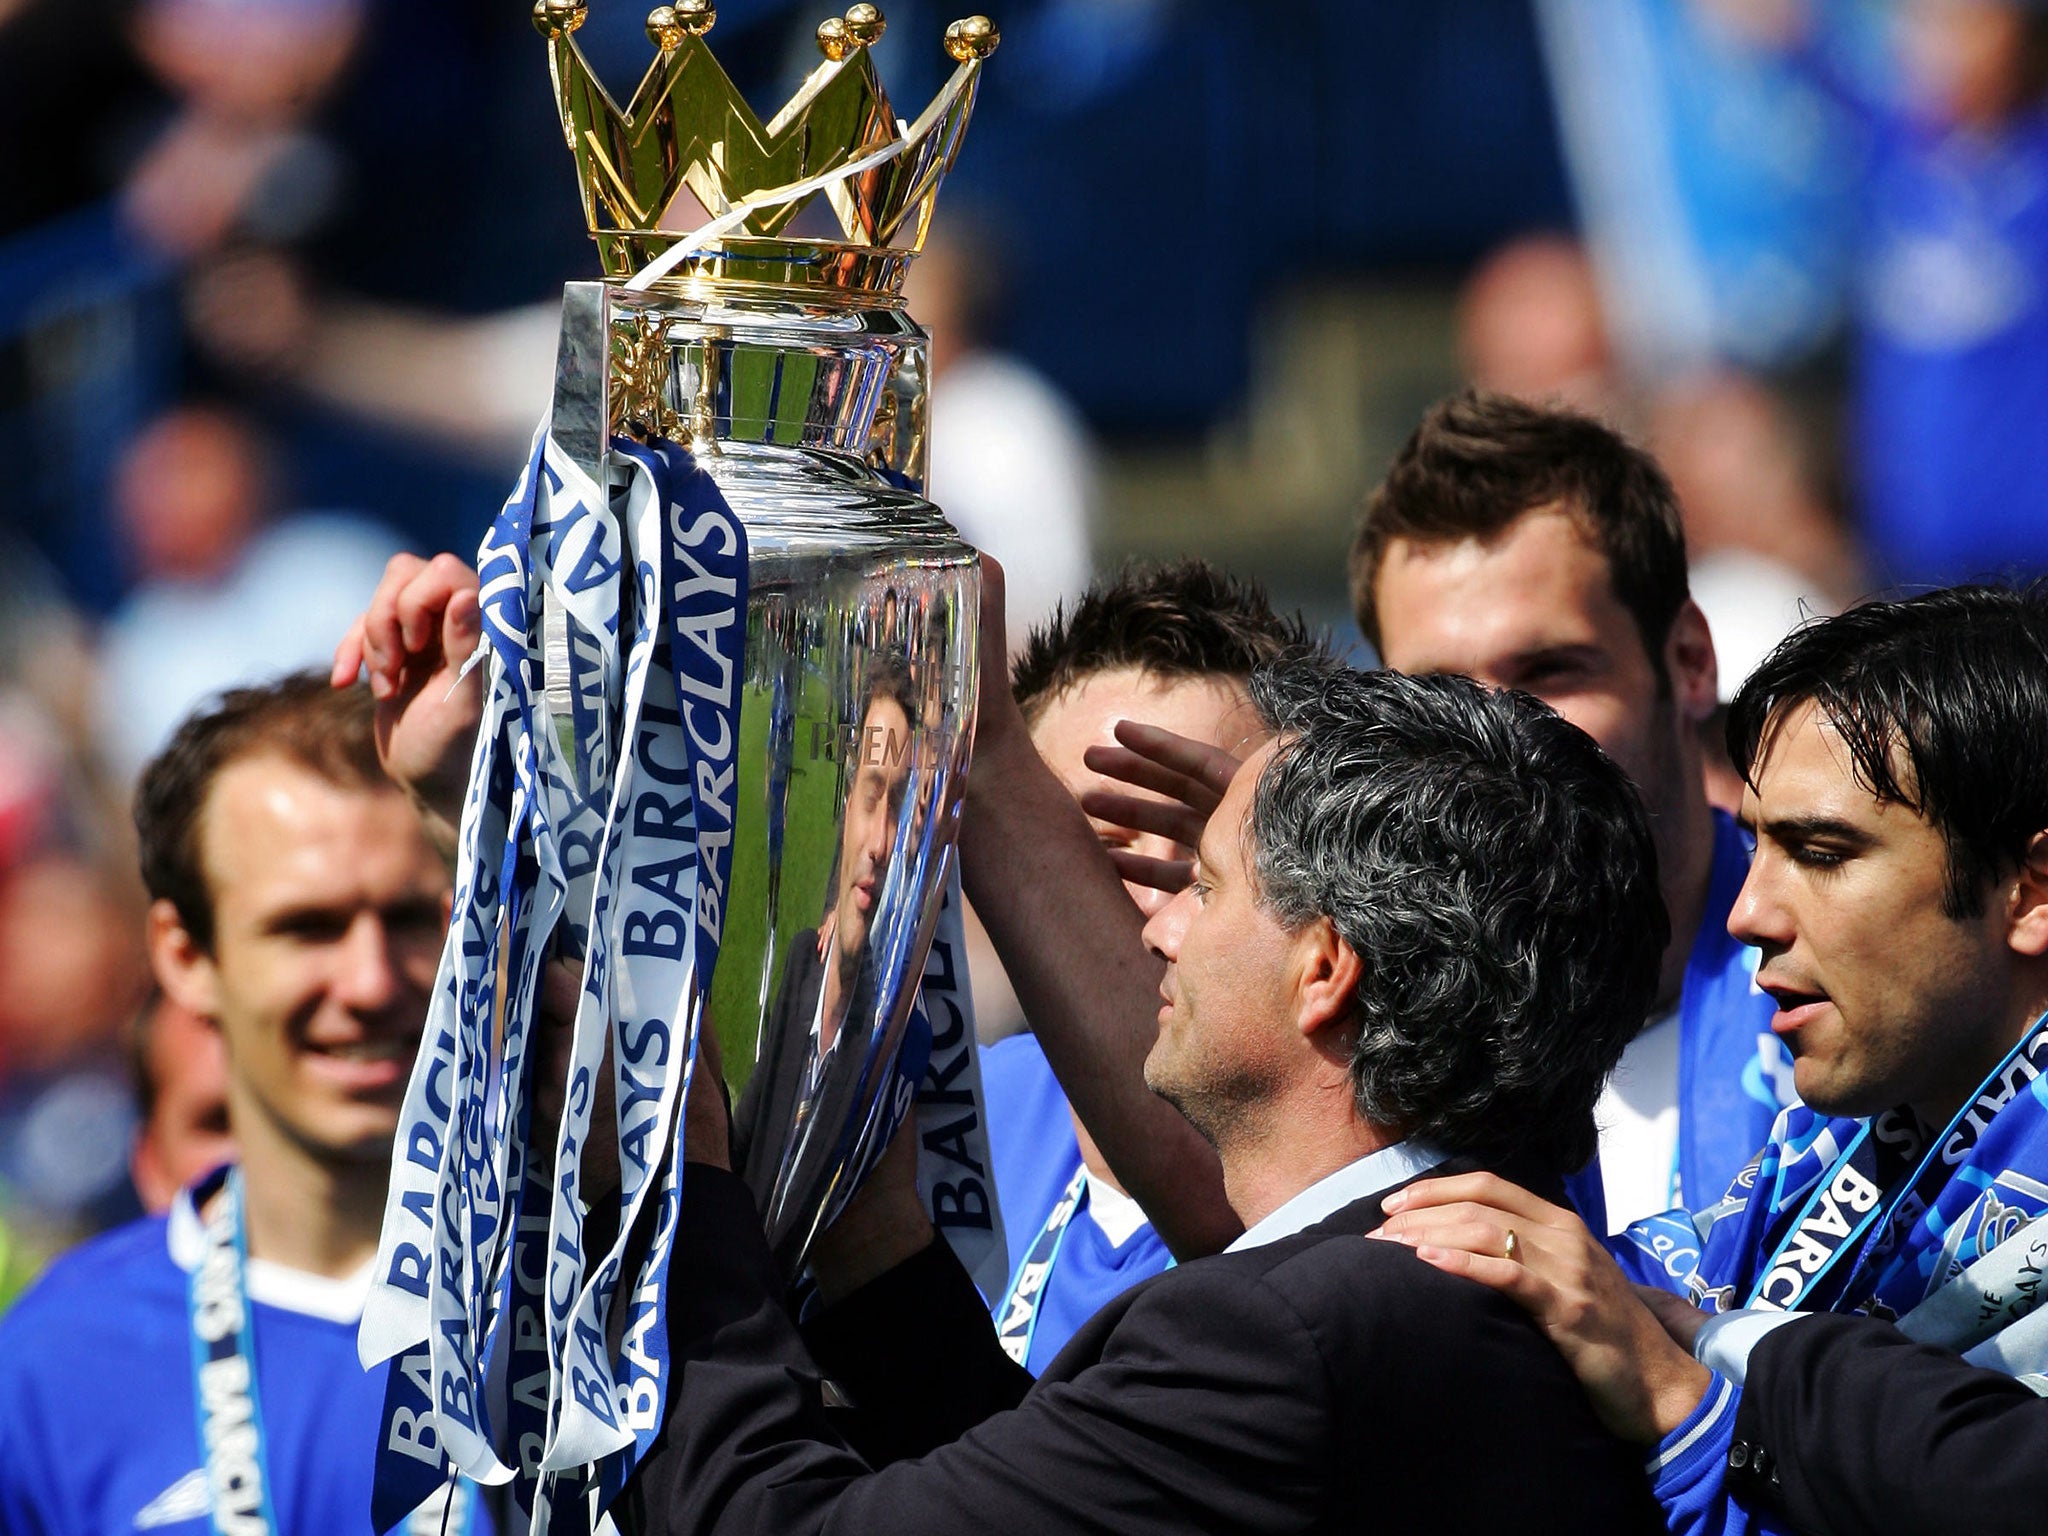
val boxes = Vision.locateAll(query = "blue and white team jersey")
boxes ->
[982,1033,1172,1376]
[0,1172,490,1536]
[1569,810,1799,1230]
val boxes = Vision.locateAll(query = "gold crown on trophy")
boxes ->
[534,0,998,286]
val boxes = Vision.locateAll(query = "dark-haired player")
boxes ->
[982,562,1314,1369]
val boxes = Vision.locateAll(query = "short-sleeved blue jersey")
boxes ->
[982,1033,1173,1374]
[0,1175,490,1536]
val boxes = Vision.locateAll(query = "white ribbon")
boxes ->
[624,61,976,294]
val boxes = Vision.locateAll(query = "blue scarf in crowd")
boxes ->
[1618,1007,2048,1351]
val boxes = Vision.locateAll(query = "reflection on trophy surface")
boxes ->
[735,645,922,1271]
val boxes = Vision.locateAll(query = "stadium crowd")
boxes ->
[5,2,2048,1535]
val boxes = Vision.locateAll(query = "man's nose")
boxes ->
[332,914,402,1012]
[1142,887,1190,963]
[864,807,894,860]
[1728,855,1793,952]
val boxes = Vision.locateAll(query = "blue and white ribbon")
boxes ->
[910,863,1009,1303]
[361,414,1004,1532]
[994,1165,1085,1366]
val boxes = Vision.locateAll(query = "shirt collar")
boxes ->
[1225,1140,1447,1253]
[166,1172,374,1325]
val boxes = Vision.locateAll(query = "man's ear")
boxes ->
[148,898,222,1023]
[1664,598,1720,727]
[2005,831,2048,959]
[1294,919,1363,1041]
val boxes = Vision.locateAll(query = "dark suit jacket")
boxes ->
[732,928,876,1277]
[619,1159,1662,1535]
[1725,1314,2048,1536]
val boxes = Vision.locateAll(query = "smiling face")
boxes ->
[1030,667,1264,920]
[156,755,449,1165]
[1139,741,1307,1145]
[1732,701,2024,1122]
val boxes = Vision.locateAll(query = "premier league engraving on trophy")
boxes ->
[358,8,1004,1529]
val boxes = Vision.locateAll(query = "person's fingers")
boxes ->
[1105,848,1194,894]
[1373,1207,1576,1280]
[1371,1213,1528,1264]
[1406,1244,1552,1311]
[1636,1284,1711,1352]
[1077,788,1207,851]
[1379,1170,1574,1228]
[362,553,426,680]
[331,615,366,688]
[1081,743,1207,805]
[399,552,481,655]
[394,555,463,655]
[440,583,482,667]
[1111,720,1238,804]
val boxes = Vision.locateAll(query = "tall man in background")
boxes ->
[1350,390,1795,1226]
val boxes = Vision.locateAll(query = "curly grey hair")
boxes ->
[1245,658,1666,1173]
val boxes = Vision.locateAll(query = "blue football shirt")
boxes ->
[0,1174,490,1536]
[1568,811,1798,1231]
[1854,108,2048,586]
[982,1033,1173,1375]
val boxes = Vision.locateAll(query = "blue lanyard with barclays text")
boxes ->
[189,1169,282,1536]
[192,1168,473,1536]
[995,1166,1089,1369]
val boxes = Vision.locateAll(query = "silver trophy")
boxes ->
[535,0,998,1278]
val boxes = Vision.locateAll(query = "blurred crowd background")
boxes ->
[2,0,2046,1295]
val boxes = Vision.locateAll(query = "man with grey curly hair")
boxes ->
[1141,655,1665,1215]
[619,651,1670,1536]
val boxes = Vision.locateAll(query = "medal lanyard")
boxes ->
[189,1169,281,1536]
[995,1166,1089,1368]
[192,1169,472,1536]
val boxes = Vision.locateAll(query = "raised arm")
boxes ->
[958,564,1240,1258]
